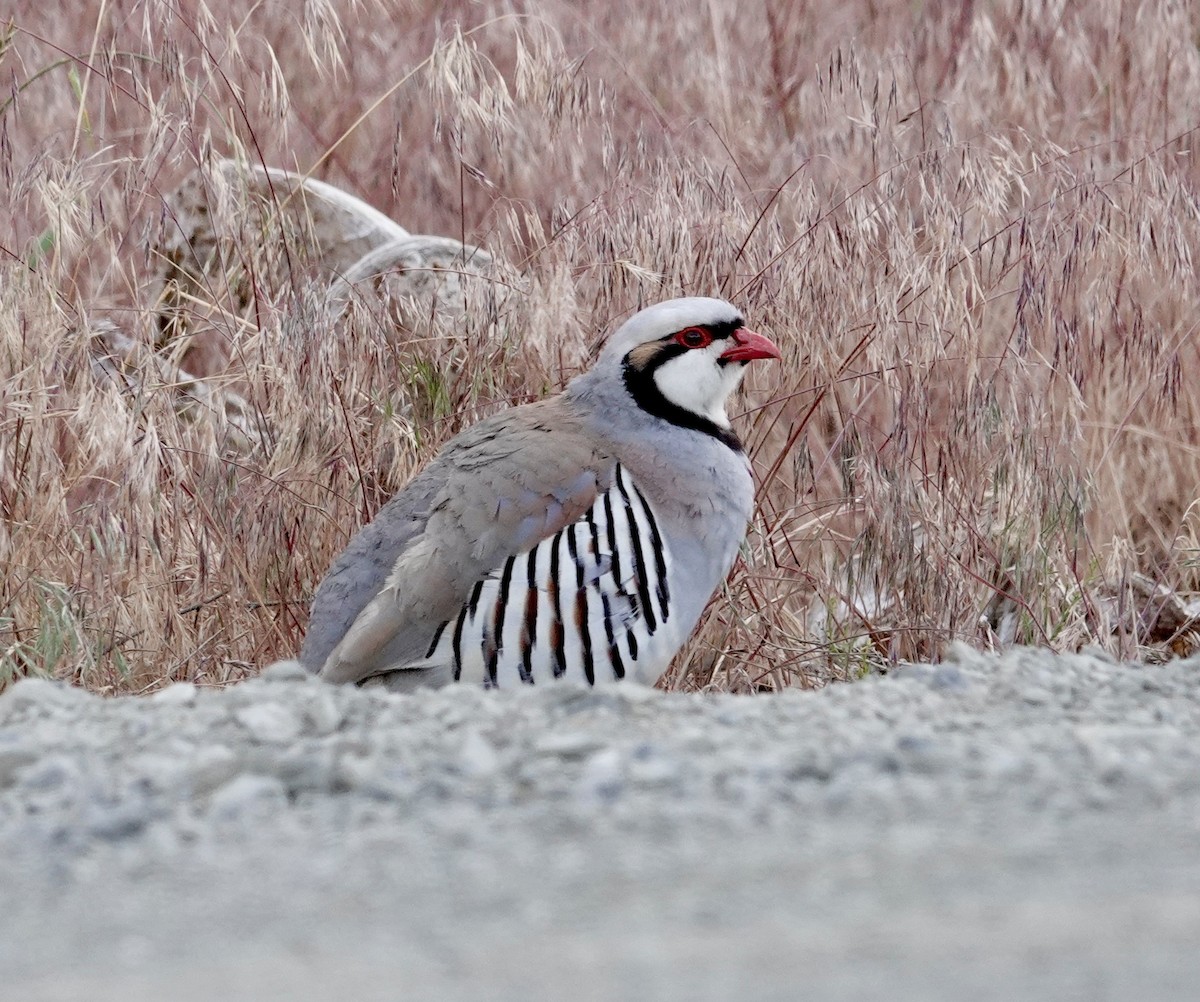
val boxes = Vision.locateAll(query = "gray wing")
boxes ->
[301,398,615,685]
[298,474,439,673]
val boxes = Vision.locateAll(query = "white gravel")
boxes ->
[3,646,1200,1001]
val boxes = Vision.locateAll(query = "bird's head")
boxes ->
[598,297,780,439]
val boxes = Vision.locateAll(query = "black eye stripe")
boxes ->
[706,318,745,340]
[659,318,744,344]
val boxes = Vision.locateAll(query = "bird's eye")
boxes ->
[674,326,712,349]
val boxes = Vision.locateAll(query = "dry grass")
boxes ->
[4,0,1200,693]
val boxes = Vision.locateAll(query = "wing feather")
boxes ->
[305,399,614,685]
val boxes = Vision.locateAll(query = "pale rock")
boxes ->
[233,702,303,744]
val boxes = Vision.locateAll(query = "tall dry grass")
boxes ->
[4,0,1200,693]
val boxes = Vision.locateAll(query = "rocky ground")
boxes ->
[2,646,1199,1001]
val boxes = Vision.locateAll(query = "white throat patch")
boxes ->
[651,344,748,429]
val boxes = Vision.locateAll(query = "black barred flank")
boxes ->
[425,464,673,686]
[599,591,625,680]
[486,555,516,687]
[631,481,670,621]
[549,619,565,677]
[574,588,594,685]
[548,529,567,677]
[566,519,580,565]
[451,605,467,682]
[569,524,596,685]
[585,506,601,559]
[519,548,538,683]
[602,487,640,663]
[615,466,658,635]
[481,628,498,688]
[425,620,448,660]
[467,579,485,618]
[602,491,623,586]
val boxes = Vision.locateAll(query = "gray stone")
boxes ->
[233,702,303,744]
[208,774,287,820]
[259,660,312,683]
[0,738,38,787]
[533,730,606,758]
[186,745,241,795]
[1,677,94,716]
[456,730,500,779]
[85,801,152,842]
[302,691,345,737]
[149,683,198,706]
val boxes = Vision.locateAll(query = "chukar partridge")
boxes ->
[301,297,779,689]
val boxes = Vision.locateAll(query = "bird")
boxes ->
[299,297,780,690]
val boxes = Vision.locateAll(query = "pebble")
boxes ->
[187,745,241,795]
[534,730,606,758]
[208,774,288,821]
[0,740,38,787]
[303,690,345,737]
[233,702,304,744]
[1,677,94,717]
[259,660,312,683]
[577,748,624,801]
[457,730,500,778]
[86,799,153,842]
[150,683,198,706]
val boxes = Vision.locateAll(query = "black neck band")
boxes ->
[622,344,744,453]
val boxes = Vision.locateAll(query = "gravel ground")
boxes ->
[2,645,1199,1001]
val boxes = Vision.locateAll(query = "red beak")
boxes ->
[720,327,782,363]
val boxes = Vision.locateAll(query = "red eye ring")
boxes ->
[674,326,712,349]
